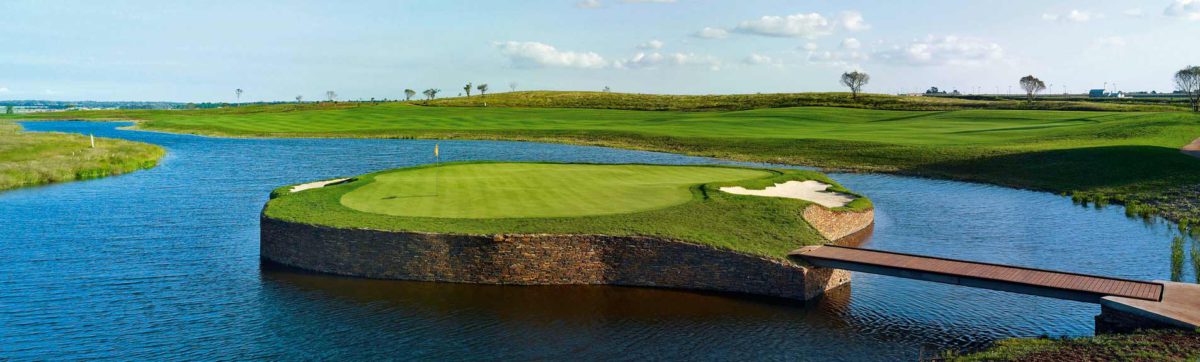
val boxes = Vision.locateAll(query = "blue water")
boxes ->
[0,121,1188,360]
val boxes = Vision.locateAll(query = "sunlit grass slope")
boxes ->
[9,91,1200,221]
[267,162,871,258]
[0,122,164,191]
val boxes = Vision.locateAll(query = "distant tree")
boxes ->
[235,88,243,105]
[464,82,472,98]
[1175,65,1200,112]
[840,71,869,99]
[477,83,489,97]
[423,88,440,101]
[509,81,518,92]
[603,86,611,93]
[1018,75,1047,103]
[325,91,338,102]
[295,95,303,103]
[925,86,945,95]
[5,105,12,114]
[404,89,416,101]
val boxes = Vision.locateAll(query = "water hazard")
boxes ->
[0,122,1190,360]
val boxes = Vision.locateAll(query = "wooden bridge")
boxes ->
[789,245,1200,331]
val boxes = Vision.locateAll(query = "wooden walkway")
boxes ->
[790,245,1163,303]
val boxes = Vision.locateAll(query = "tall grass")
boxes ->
[0,122,164,191]
[1172,236,1186,282]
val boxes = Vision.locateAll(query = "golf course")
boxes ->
[9,91,1200,223]
[264,162,871,259]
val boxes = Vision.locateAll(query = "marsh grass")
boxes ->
[1172,236,1186,282]
[0,122,164,191]
[946,330,1200,361]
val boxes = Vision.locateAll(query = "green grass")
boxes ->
[341,163,771,218]
[946,330,1200,361]
[8,91,1200,222]
[0,122,164,191]
[266,162,869,259]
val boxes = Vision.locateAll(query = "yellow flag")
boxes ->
[434,143,439,158]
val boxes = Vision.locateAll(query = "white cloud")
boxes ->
[493,41,608,69]
[840,38,861,49]
[1093,36,1127,48]
[801,42,819,51]
[576,0,602,8]
[1124,8,1144,17]
[734,12,833,38]
[742,53,781,66]
[637,40,664,50]
[875,35,1004,66]
[839,11,870,31]
[0,87,9,93]
[1165,0,1200,20]
[1042,9,1102,23]
[693,27,729,39]
[614,52,720,70]
[806,49,868,68]
[622,0,675,3]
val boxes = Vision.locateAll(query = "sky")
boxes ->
[1,0,1198,102]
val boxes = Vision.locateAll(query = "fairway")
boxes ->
[339,163,771,218]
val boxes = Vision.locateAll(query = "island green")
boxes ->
[265,162,870,259]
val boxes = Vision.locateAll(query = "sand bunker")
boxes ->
[290,178,350,193]
[1183,138,1200,159]
[719,180,856,208]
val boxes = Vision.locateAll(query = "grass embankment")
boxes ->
[946,330,1200,361]
[424,91,1185,112]
[8,91,1200,222]
[0,122,164,191]
[265,162,870,259]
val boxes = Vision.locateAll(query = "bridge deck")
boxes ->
[791,245,1163,302]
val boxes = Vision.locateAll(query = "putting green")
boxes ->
[339,163,772,218]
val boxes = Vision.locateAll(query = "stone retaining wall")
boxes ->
[260,216,856,301]
[803,206,876,242]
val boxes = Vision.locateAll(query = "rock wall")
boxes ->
[260,216,852,301]
[802,206,876,242]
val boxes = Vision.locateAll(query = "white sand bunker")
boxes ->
[719,180,856,208]
[290,178,350,193]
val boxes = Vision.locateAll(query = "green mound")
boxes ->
[340,163,770,218]
[265,162,872,258]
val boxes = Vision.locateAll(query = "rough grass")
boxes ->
[266,162,867,259]
[8,93,1200,222]
[0,122,164,191]
[946,330,1200,361]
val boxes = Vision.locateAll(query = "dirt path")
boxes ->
[1183,138,1200,158]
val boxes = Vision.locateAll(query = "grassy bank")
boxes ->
[265,162,870,259]
[0,122,164,191]
[7,92,1200,223]
[946,330,1200,361]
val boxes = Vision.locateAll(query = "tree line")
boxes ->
[840,65,1200,111]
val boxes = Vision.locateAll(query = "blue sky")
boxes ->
[2,0,1198,102]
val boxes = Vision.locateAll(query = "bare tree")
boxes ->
[477,83,489,97]
[325,91,338,102]
[840,71,869,99]
[463,82,472,98]
[235,88,243,105]
[295,95,303,103]
[1176,65,1200,112]
[509,81,518,92]
[1019,75,1047,103]
[404,89,416,101]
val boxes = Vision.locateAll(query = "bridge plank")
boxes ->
[793,245,1163,302]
